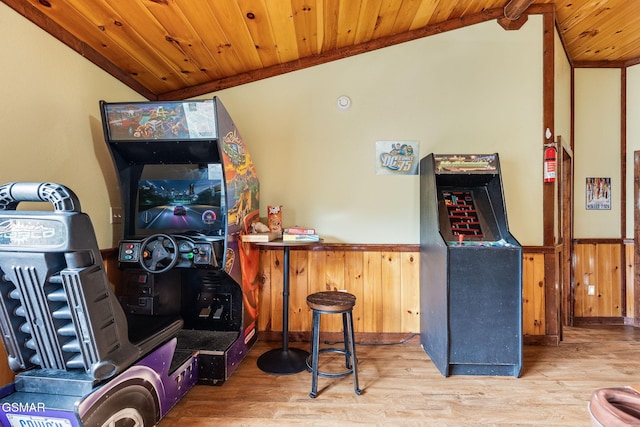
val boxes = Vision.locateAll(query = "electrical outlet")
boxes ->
[588,285,596,296]
[110,207,123,224]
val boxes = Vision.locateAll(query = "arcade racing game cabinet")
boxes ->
[0,98,261,426]
[419,153,522,377]
[101,98,260,387]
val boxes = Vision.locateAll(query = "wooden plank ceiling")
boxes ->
[3,0,640,100]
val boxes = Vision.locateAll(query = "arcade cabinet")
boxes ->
[419,153,522,377]
[0,98,261,426]
[100,97,261,385]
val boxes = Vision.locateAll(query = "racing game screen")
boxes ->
[136,164,225,236]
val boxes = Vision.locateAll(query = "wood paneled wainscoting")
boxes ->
[573,239,634,325]
[257,244,421,342]
[3,242,630,388]
[256,244,559,345]
[95,242,637,343]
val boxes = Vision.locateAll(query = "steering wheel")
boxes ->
[140,234,179,273]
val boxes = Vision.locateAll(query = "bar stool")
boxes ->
[306,291,362,398]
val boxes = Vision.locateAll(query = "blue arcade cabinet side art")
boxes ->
[419,153,523,377]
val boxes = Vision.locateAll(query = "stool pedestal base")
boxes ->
[257,347,310,375]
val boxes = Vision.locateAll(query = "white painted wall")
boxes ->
[0,5,545,246]
[0,3,144,247]
[574,68,621,238]
[208,17,544,244]
[554,30,572,149]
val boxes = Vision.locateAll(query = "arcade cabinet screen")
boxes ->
[136,164,225,236]
[102,100,217,141]
[439,186,501,243]
[442,190,483,239]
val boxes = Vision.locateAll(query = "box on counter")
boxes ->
[267,205,283,233]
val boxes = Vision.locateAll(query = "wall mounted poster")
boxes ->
[375,140,419,175]
[586,177,611,210]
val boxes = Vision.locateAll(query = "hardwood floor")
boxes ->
[159,326,640,426]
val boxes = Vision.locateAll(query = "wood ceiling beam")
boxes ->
[498,0,535,31]
[503,0,535,21]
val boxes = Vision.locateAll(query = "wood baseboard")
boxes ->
[261,331,559,346]
[573,316,626,326]
[523,335,560,346]
[257,331,419,345]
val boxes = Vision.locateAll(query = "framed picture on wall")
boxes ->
[375,140,419,175]
[585,177,611,210]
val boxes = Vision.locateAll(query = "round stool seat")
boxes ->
[307,291,356,312]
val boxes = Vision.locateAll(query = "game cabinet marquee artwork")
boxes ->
[103,100,217,141]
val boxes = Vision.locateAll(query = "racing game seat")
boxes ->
[0,182,183,383]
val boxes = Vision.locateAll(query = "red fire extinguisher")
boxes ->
[544,144,556,183]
